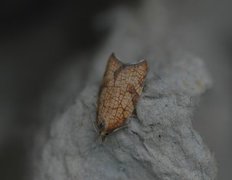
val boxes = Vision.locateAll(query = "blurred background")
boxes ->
[0,0,231,180]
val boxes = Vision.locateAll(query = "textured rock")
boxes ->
[33,1,217,180]
[33,54,216,180]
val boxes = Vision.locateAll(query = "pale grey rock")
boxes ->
[33,1,217,179]
[33,55,216,180]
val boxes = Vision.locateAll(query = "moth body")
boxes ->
[96,53,148,141]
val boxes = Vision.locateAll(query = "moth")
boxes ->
[96,53,148,141]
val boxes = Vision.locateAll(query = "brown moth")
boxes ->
[96,53,148,141]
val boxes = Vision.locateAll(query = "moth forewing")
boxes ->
[96,53,148,141]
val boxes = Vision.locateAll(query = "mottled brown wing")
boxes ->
[103,53,123,85]
[105,60,148,131]
[114,60,148,95]
[96,54,148,137]
[96,53,123,129]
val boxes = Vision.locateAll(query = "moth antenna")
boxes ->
[111,124,128,134]
[90,119,105,143]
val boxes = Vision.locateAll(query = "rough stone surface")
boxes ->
[33,1,217,180]
[33,55,216,180]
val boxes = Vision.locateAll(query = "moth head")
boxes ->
[96,120,108,141]
[99,129,109,142]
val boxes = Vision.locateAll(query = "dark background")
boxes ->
[0,0,231,180]
[0,1,139,179]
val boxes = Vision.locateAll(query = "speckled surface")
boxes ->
[33,55,216,180]
[32,1,217,179]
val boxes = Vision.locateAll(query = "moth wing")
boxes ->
[118,60,148,93]
[103,53,123,81]
[97,53,123,126]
